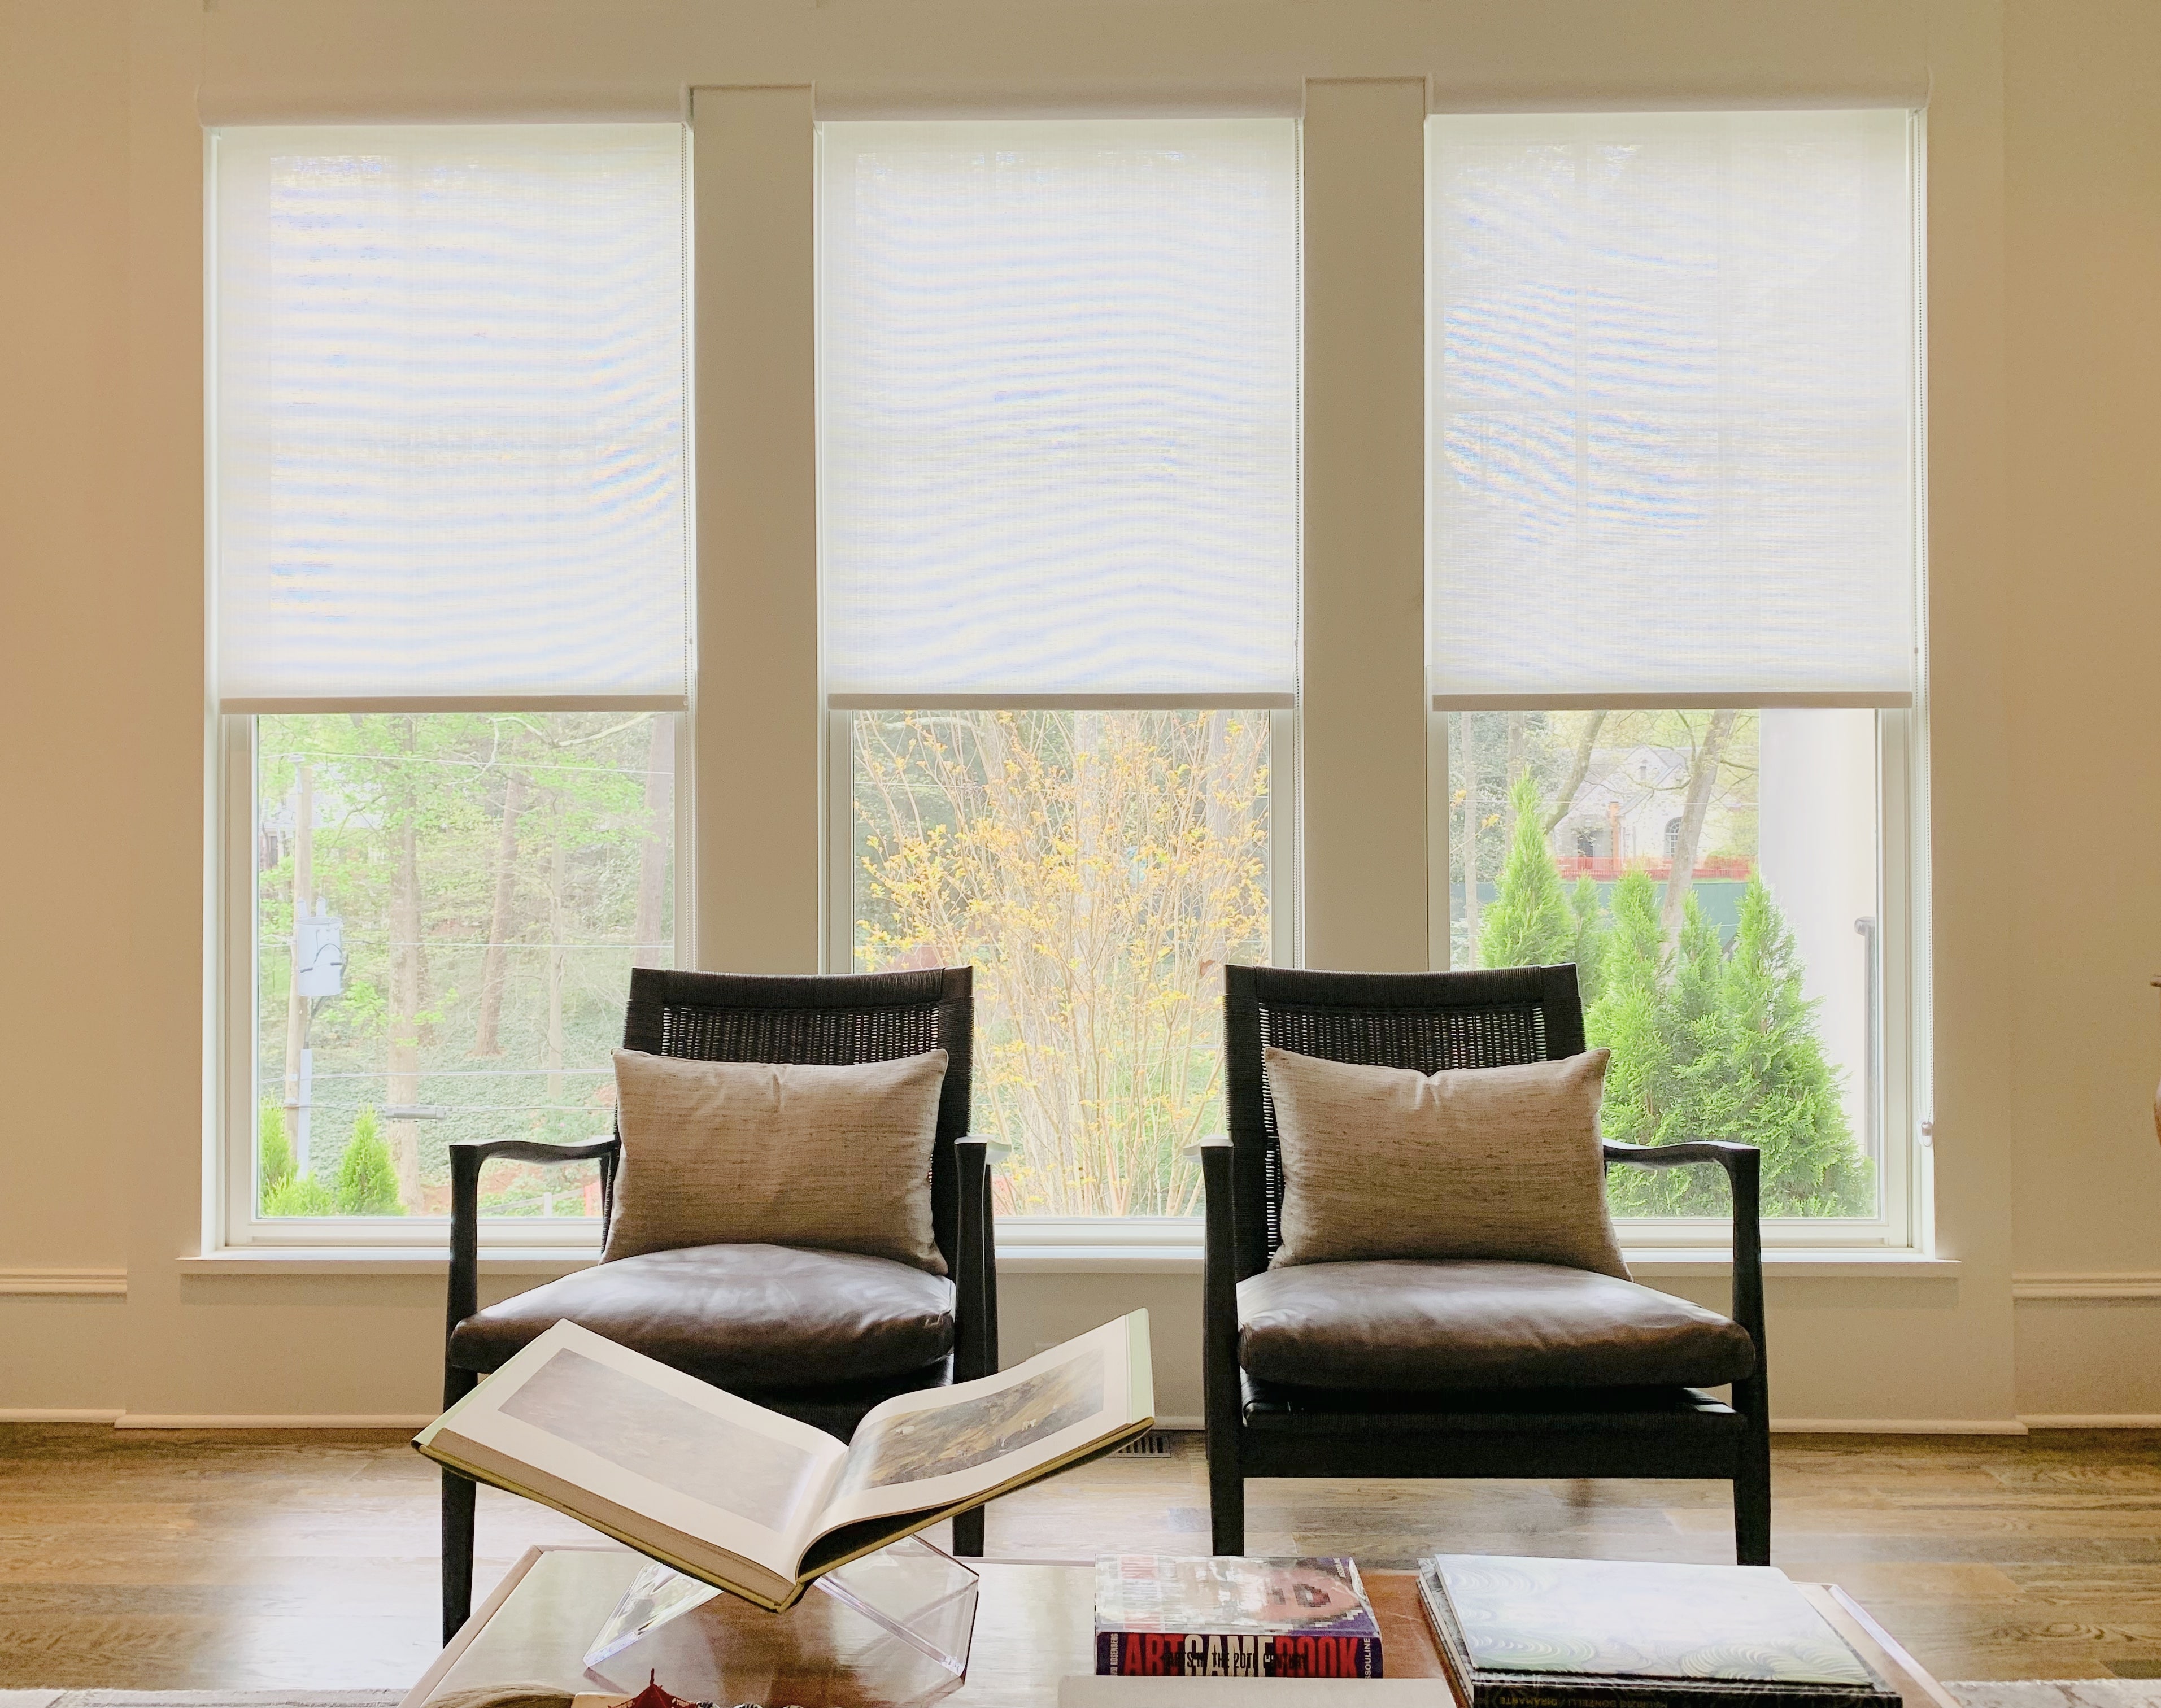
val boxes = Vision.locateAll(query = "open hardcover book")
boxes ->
[415,1310,1154,1611]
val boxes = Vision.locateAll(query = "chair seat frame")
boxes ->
[1201,963,1769,1564]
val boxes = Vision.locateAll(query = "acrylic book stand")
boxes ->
[584,1536,981,1683]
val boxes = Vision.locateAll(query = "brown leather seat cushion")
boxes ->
[447,1243,955,1391]
[1238,1258,1757,1391]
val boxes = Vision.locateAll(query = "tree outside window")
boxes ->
[255,711,674,1219]
[1449,709,1877,1219]
[850,709,1273,1218]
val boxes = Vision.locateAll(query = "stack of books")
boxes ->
[1095,1555,1384,1677]
[1417,1555,1903,1708]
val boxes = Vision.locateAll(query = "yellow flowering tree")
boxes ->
[852,710,1272,1217]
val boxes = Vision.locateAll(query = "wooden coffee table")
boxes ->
[403,1545,1959,1708]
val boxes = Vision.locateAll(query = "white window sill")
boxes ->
[180,1247,599,1277]
[994,1243,1961,1278]
[178,1244,1960,1279]
[1628,1249,1959,1279]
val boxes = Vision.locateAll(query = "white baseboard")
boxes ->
[0,1408,125,1423]
[1771,1418,2029,1434]
[113,1413,435,1430]
[0,1268,127,1297]
[2012,1271,2161,1300]
[31,1413,2038,1435]
[2017,1413,2161,1428]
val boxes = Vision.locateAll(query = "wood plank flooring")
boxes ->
[2,1424,2159,1688]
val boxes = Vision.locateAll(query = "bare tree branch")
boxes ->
[1661,708,1739,935]
[1543,712,1609,835]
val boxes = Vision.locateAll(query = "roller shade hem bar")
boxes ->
[223,695,689,716]
[829,692,1296,712]
[1424,91,1928,115]
[1431,691,1913,712]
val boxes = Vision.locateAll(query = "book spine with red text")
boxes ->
[1095,1629,1383,1678]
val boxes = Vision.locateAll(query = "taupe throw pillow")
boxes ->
[1264,1046,1627,1278]
[605,1047,948,1274]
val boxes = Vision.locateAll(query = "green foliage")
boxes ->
[1667,878,1873,1215]
[256,711,666,1218]
[259,1102,295,1196]
[1452,708,1875,1222]
[1449,713,1566,900]
[1604,893,1723,1214]
[334,1108,406,1216]
[1569,879,1608,1006]
[1479,776,1576,971]
[263,1174,336,1216]
[1666,892,1726,1054]
[1584,869,1671,1156]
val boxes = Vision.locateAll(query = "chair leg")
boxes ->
[442,1467,478,1644]
[1208,1428,1244,1555]
[951,1502,986,1558]
[1733,1436,1772,1565]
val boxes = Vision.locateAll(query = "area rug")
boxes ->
[1949,1689,2161,1708]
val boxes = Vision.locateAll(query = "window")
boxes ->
[818,120,1301,1218]
[214,125,689,1239]
[1428,111,1924,1239]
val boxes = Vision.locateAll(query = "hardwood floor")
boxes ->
[3,1424,2159,1688]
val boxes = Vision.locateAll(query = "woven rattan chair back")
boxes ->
[1222,963,1586,1278]
[618,965,974,1276]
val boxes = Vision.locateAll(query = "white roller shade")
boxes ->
[214,125,689,709]
[819,120,1300,707]
[1428,110,1919,708]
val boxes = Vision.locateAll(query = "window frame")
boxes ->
[1426,704,1927,1250]
[206,120,694,1253]
[203,104,1933,1260]
[215,710,693,1252]
[1419,110,1932,1252]
[812,115,1308,1227]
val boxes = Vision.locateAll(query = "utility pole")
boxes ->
[282,762,315,1174]
[1459,727,1480,966]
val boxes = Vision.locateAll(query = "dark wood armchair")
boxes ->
[439,966,998,1640]
[1201,963,1768,1563]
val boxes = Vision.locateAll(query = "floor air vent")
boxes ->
[1114,1431,1177,1457]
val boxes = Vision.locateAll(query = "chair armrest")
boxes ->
[446,1137,621,1357]
[953,1138,1000,1383]
[1602,1140,1766,1418]
[1193,1137,1239,1439]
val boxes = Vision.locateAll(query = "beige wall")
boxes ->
[0,0,2153,1427]
[1,0,136,1411]
[2001,0,2161,1418]
[1,0,132,1283]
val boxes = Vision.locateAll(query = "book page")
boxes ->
[813,1313,1148,1535]
[447,1322,850,1575]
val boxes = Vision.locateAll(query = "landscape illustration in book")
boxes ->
[842,1344,1106,1492]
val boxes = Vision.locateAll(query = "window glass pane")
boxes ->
[1448,709,1879,1218]
[254,712,675,1218]
[851,709,1273,1217]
